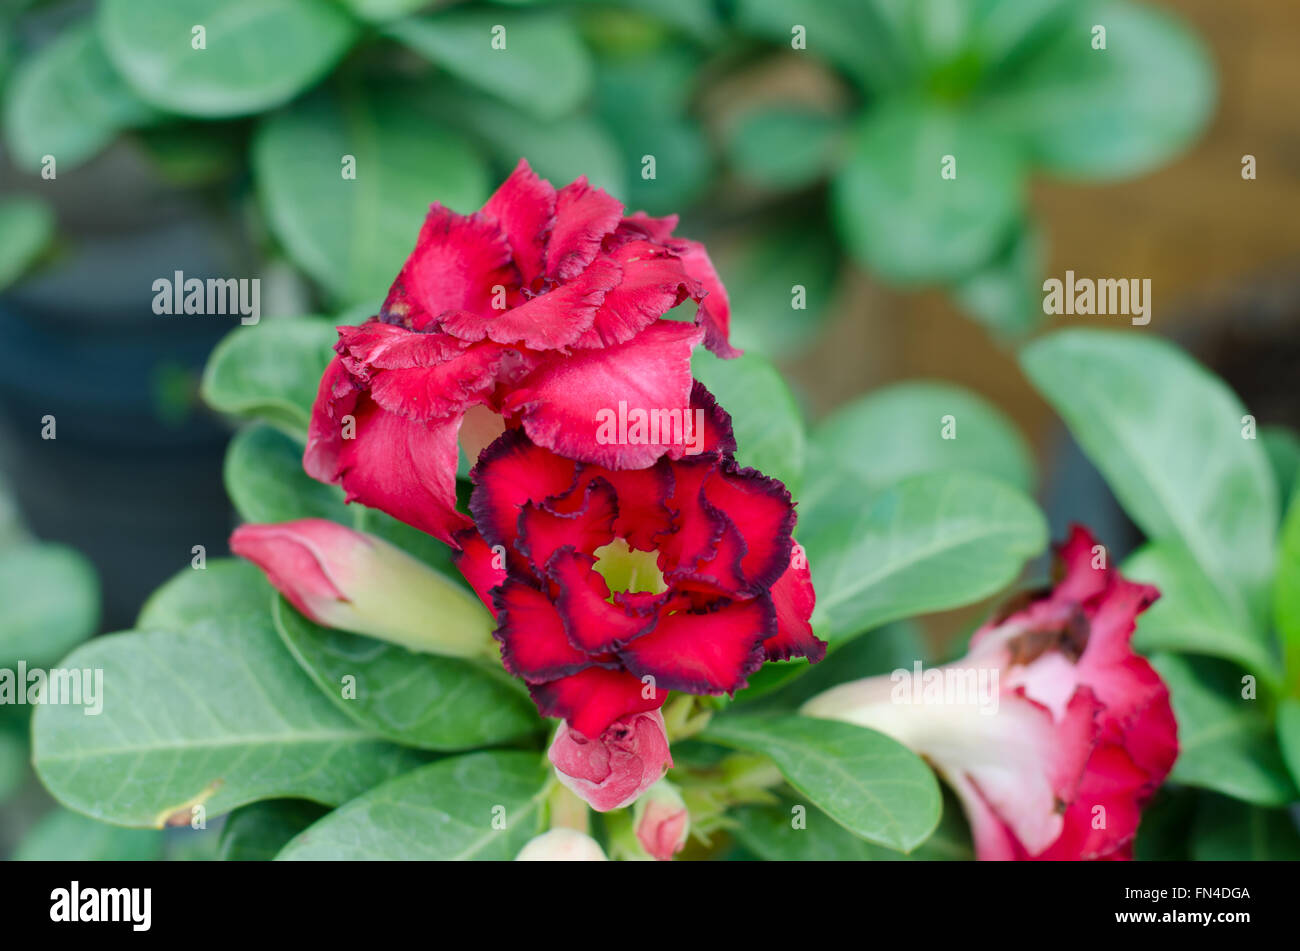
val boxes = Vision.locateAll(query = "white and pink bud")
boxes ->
[633,779,689,861]
[515,828,608,861]
[230,518,495,659]
[547,709,673,813]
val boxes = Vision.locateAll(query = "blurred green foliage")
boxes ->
[0,0,1216,340]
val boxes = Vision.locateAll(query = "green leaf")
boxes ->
[701,714,941,852]
[0,542,99,668]
[812,380,1035,495]
[0,723,26,802]
[274,597,541,751]
[1261,426,1300,515]
[32,615,425,828]
[201,317,339,440]
[691,350,805,494]
[3,20,158,172]
[253,83,489,307]
[726,108,844,190]
[428,87,625,198]
[1125,542,1276,680]
[224,424,349,525]
[277,751,548,859]
[1151,653,1297,807]
[137,558,269,630]
[387,10,593,121]
[13,809,164,861]
[734,0,911,94]
[0,196,54,290]
[802,469,1046,645]
[98,0,359,118]
[1276,482,1300,681]
[1191,793,1300,861]
[218,799,330,860]
[731,790,972,861]
[339,0,431,22]
[833,101,1024,284]
[1132,787,1197,860]
[719,223,840,360]
[739,622,926,711]
[951,219,1045,337]
[1278,699,1300,790]
[982,0,1214,181]
[1022,330,1277,633]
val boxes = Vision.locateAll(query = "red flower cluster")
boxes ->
[456,383,824,741]
[304,159,736,546]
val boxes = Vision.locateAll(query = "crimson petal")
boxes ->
[482,158,555,287]
[545,178,623,281]
[469,429,581,551]
[764,556,825,662]
[530,667,665,739]
[494,580,605,683]
[618,597,775,694]
[549,548,660,653]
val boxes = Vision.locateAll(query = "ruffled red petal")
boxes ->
[381,205,518,328]
[452,527,507,617]
[548,548,659,653]
[468,428,581,551]
[530,666,665,739]
[494,579,604,683]
[664,237,738,358]
[333,395,470,546]
[617,596,775,695]
[572,241,699,349]
[702,462,796,592]
[439,255,621,350]
[569,460,675,552]
[516,479,619,574]
[503,319,704,469]
[482,158,555,287]
[764,556,825,662]
[545,178,623,281]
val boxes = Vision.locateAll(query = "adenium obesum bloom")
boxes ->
[633,779,690,860]
[455,382,825,759]
[803,526,1177,861]
[515,828,608,861]
[304,158,738,547]
[230,518,495,659]
[549,710,673,813]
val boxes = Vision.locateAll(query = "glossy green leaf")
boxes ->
[1276,482,1300,680]
[692,350,805,494]
[218,799,330,860]
[13,808,164,861]
[274,597,541,751]
[3,21,157,172]
[137,558,269,631]
[0,723,25,802]
[32,615,425,828]
[339,0,430,22]
[1151,653,1297,807]
[701,714,941,852]
[98,0,359,118]
[201,317,338,440]
[387,10,593,120]
[726,108,844,190]
[1278,699,1300,790]
[833,101,1024,284]
[277,751,548,859]
[0,196,54,290]
[1261,426,1300,515]
[1191,793,1300,861]
[732,789,972,861]
[802,469,1046,644]
[0,542,99,668]
[1125,542,1275,680]
[982,0,1214,180]
[951,219,1045,337]
[254,84,489,306]
[224,424,348,525]
[812,380,1035,495]
[1023,330,1277,633]
[719,223,840,359]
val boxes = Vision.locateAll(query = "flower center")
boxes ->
[591,538,667,596]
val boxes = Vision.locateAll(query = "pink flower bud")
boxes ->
[515,828,608,861]
[633,779,689,861]
[547,709,673,812]
[230,518,495,658]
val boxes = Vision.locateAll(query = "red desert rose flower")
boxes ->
[303,158,738,547]
[455,382,825,742]
[803,525,1177,861]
